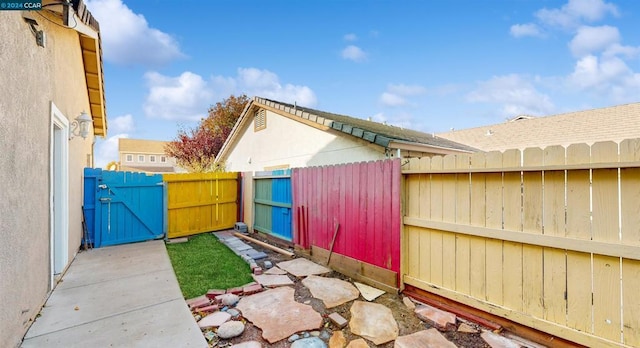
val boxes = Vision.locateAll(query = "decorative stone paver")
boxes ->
[198,311,231,328]
[236,287,323,343]
[291,337,327,348]
[414,304,457,331]
[329,331,346,348]
[394,328,456,348]
[458,322,479,333]
[277,258,331,277]
[218,321,245,339]
[346,338,370,347]
[264,266,288,275]
[230,341,262,348]
[402,296,416,310]
[217,293,240,306]
[353,282,385,301]
[328,312,348,328]
[302,275,360,308]
[349,300,398,345]
[481,330,523,348]
[253,274,294,287]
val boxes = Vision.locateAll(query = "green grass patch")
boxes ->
[166,233,253,299]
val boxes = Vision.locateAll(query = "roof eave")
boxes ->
[215,99,256,163]
[388,139,476,156]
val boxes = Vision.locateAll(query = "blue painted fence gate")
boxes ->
[253,169,292,240]
[83,168,165,248]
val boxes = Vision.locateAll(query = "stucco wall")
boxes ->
[224,109,385,172]
[0,12,96,347]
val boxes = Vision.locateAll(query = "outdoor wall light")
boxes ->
[70,111,93,140]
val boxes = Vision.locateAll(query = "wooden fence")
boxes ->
[402,139,640,348]
[163,172,239,238]
[292,159,401,291]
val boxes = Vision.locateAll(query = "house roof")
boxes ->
[40,0,108,136]
[216,97,476,162]
[437,102,640,152]
[119,138,169,154]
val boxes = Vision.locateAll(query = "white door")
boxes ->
[51,103,69,284]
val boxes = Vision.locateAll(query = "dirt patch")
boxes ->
[200,232,490,347]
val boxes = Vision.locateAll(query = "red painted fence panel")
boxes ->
[292,159,401,274]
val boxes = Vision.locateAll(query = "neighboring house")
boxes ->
[216,97,476,171]
[0,3,107,347]
[437,103,640,152]
[117,138,183,173]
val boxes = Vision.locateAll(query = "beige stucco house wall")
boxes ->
[223,108,385,171]
[118,138,183,173]
[217,97,476,172]
[0,5,107,347]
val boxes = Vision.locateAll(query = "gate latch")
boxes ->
[99,197,111,202]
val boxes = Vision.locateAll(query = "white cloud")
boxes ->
[95,133,129,168]
[510,23,543,38]
[234,68,317,107]
[603,43,640,59]
[535,0,618,29]
[144,71,214,121]
[344,33,358,41]
[388,84,427,96]
[85,0,184,66]
[568,55,639,92]
[564,35,640,102]
[341,45,367,62]
[143,68,317,122]
[467,74,555,116]
[110,114,134,133]
[379,83,426,107]
[380,92,407,107]
[569,25,620,57]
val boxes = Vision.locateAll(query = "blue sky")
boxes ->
[89,0,640,167]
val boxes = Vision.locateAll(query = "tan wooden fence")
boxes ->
[163,172,239,238]
[402,139,640,348]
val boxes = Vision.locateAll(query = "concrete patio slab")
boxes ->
[21,298,203,348]
[21,240,206,347]
[54,241,172,290]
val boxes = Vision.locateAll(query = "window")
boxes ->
[254,109,266,131]
[126,154,133,162]
[138,155,145,162]
[160,156,167,163]
[150,155,156,163]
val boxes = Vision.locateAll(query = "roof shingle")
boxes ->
[437,103,640,152]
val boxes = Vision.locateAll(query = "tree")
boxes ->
[105,161,119,170]
[165,94,249,172]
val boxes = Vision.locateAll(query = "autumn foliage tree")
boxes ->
[165,94,249,172]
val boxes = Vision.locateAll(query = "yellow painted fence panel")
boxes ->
[402,138,640,348]
[163,172,239,238]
